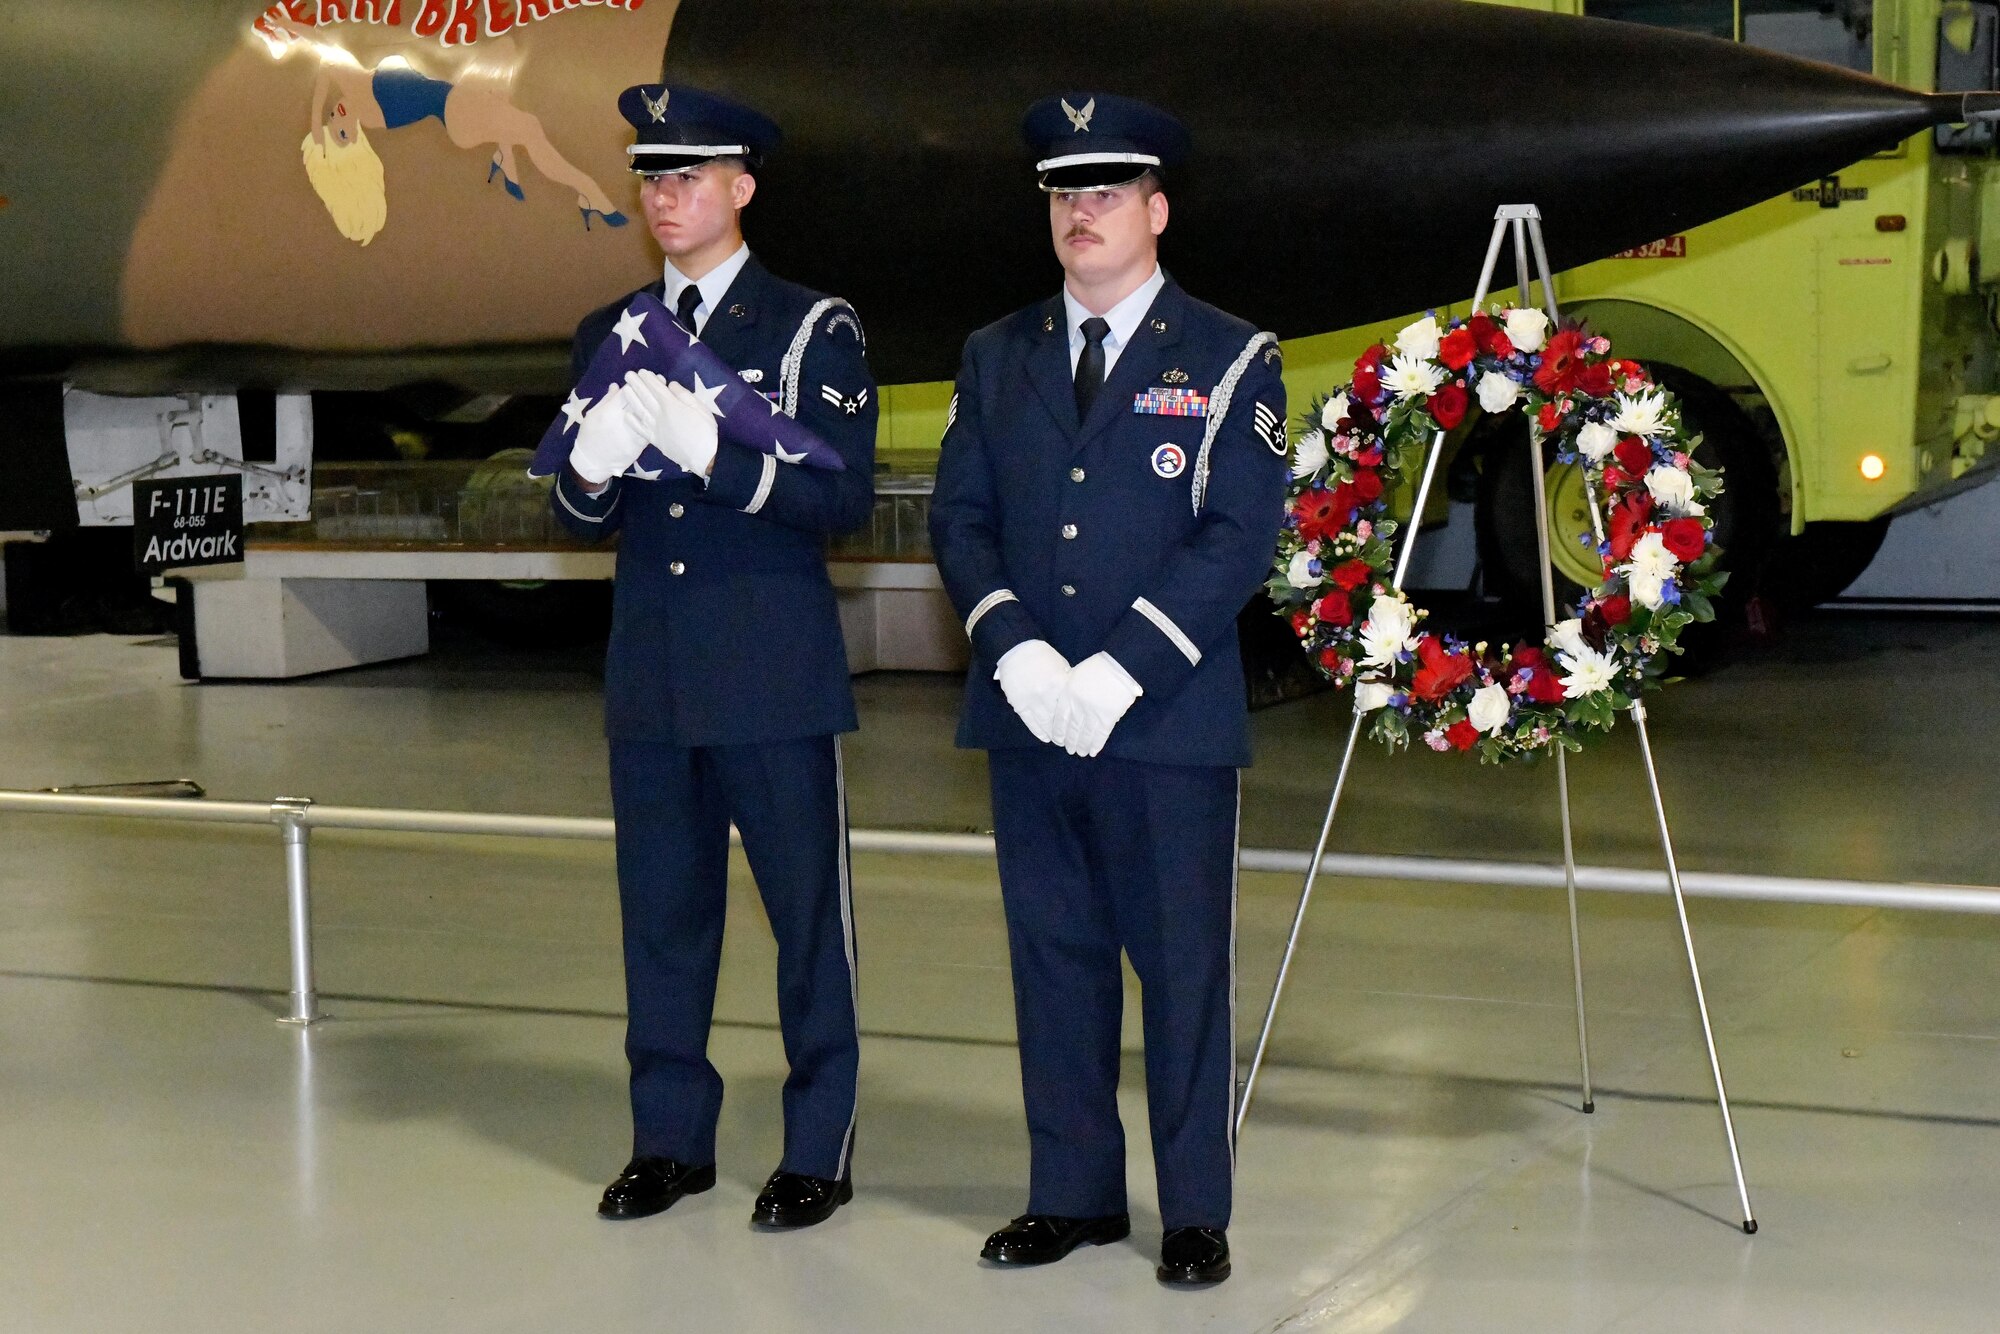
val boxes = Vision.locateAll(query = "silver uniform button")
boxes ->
[1062,523,1078,540]
[669,561,686,576]
[1070,467,1086,483]
[1061,584,1077,597]
[669,503,685,518]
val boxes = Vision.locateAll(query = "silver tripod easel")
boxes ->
[1234,204,1756,1235]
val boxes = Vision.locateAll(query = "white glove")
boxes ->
[568,382,648,486]
[622,370,719,479]
[994,640,1073,745]
[1054,652,1143,758]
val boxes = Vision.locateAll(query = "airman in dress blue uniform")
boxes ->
[551,83,878,1231]
[930,93,1289,1286]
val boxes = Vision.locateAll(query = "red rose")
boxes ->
[1290,608,1311,635]
[1318,647,1346,672]
[1351,468,1384,503]
[1607,491,1653,563]
[1427,382,1470,430]
[1438,327,1477,371]
[1597,594,1633,625]
[1332,559,1372,591]
[1411,635,1475,702]
[1577,361,1614,400]
[1532,329,1586,396]
[1467,313,1514,359]
[1445,720,1480,751]
[1351,343,1389,401]
[1356,445,1385,467]
[1537,402,1564,434]
[1614,437,1653,478]
[1601,466,1634,492]
[1314,592,1355,628]
[1661,517,1707,564]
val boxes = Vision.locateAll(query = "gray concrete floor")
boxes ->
[2,614,1997,1332]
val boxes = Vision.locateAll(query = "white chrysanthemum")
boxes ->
[1576,421,1618,462]
[1610,389,1670,438]
[1476,371,1520,414]
[1625,530,1679,583]
[1358,596,1419,667]
[1468,683,1512,734]
[1503,307,1550,354]
[1382,353,1447,401]
[1355,679,1394,714]
[1286,550,1320,589]
[1644,464,1705,517]
[1291,430,1329,480]
[1395,316,1443,362]
[1558,644,1620,698]
[1319,392,1351,433]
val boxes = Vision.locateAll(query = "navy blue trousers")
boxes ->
[608,734,859,1181]
[987,750,1240,1230]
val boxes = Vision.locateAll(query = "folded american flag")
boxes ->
[527,292,845,479]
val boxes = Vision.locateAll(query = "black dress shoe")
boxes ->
[751,1170,853,1228]
[596,1156,717,1220]
[1157,1226,1231,1285]
[980,1213,1131,1266]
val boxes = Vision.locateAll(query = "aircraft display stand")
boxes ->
[1234,205,1757,1234]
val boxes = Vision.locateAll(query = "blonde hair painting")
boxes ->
[301,126,387,245]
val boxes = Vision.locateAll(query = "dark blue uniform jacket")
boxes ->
[930,277,1287,769]
[551,256,878,745]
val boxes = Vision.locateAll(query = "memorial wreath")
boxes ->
[1268,307,1727,762]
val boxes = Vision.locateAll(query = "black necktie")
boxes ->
[675,284,703,333]
[1075,317,1110,420]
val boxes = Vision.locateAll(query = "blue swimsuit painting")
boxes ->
[372,66,453,130]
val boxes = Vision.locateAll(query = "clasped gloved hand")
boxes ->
[1052,652,1143,758]
[568,383,649,485]
[993,639,1073,745]
[622,369,720,479]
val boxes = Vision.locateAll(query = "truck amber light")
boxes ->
[1860,453,1888,480]
[1875,215,1907,232]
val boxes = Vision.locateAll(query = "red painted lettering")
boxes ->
[281,0,319,24]
[319,0,350,22]
[484,0,515,36]
[516,0,550,17]
[443,0,480,44]
[412,0,448,37]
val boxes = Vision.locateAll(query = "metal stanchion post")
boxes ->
[271,797,321,1027]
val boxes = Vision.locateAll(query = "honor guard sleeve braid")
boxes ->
[704,302,878,533]
[551,466,626,538]
[929,348,1047,668]
[1100,344,1288,700]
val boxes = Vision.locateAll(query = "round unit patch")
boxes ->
[1151,443,1187,479]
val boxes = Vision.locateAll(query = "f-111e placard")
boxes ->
[133,477,244,574]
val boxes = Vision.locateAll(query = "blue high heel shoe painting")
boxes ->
[580,205,629,231]
[488,155,525,202]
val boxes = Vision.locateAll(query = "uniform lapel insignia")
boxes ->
[1150,318,1169,334]
[1042,315,1056,333]
[1162,368,1189,385]
[729,304,748,319]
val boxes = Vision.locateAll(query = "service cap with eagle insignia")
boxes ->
[1021,91,1191,192]
[618,83,781,177]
